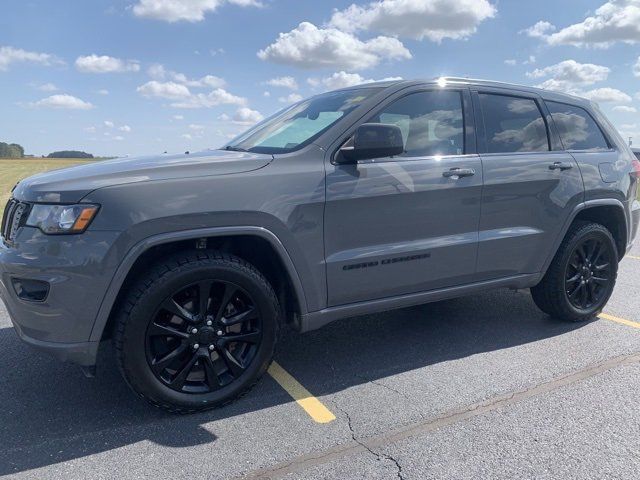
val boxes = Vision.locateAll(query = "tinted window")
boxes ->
[546,101,609,151]
[479,94,549,153]
[367,90,464,157]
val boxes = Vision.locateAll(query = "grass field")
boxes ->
[0,158,91,205]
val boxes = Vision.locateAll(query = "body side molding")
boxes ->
[300,273,540,332]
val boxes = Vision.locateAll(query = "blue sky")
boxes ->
[2,0,640,156]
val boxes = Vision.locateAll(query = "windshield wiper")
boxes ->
[223,145,247,152]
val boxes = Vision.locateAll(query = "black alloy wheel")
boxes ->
[115,251,280,413]
[530,222,618,322]
[564,236,614,311]
[146,280,262,393]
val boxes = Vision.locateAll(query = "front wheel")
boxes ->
[114,251,280,414]
[531,222,618,322]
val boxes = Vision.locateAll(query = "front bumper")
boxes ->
[0,227,121,366]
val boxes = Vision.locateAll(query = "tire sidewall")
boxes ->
[120,258,278,410]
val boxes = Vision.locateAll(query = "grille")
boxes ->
[1,199,29,244]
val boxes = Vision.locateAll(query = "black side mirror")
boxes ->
[337,123,404,163]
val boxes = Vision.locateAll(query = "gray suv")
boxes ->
[1,78,639,413]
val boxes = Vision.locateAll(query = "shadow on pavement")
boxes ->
[0,289,589,475]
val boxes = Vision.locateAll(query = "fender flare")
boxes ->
[538,198,628,281]
[88,226,309,342]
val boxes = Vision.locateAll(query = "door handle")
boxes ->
[443,167,475,179]
[549,161,573,171]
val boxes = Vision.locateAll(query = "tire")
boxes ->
[114,250,280,414]
[531,222,618,322]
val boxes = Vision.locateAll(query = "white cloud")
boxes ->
[84,126,96,133]
[114,135,125,141]
[148,63,167,79]
[189,123,205,130]
[30,94,94,110]
[232,107,264,125]
[97,89,109,95]
[132,0,262,23]
[147,63,226,87]
[104,120,115,128]
[138,71,243,109]
[218,113,231,121]
[528,60,629,103]
[307,71,402,90]
[528,60,610,91]
[119,125,132,132]
[521,21,556,38]
[75,54,140,73]
[258,22,411,70]
[633,56,640,77]
[173,114,184,120]
[329,0,496,42]
[170,88,247,108]
[582,87,632,103]
[137,80,192,100]
[504,59,517,66]
[265,76,298,90]
[181,133,193,140]
[35,82,58,92]
[263,91,271,97]
[613,105,638,113]
[278,93,303,104]
[0,46,61,71]
[547,0,640,48]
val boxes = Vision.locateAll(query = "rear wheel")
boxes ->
[531,222,618,322]
[115,251,280,413]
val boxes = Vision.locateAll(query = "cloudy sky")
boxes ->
[3,0,640,156]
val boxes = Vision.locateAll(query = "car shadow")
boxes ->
[0,289,590,475]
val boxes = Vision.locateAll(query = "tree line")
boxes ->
[0,142,24,158]
[0,141,94,159]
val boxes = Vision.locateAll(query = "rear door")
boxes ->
[324,87,482,306]
[473,89,584,280]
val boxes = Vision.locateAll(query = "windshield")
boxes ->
[224,87,382,154]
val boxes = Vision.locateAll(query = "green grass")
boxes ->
[0,158,91,205]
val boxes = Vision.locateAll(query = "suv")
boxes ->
[1,78,639,413]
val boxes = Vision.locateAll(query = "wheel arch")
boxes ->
[541,199,628,280]
[90,226,308,343]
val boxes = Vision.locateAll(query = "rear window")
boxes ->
[479,94,549,153]
[545,101,609,151]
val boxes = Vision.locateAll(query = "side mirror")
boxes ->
[337,123,404,163]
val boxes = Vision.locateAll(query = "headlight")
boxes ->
[26,204,99,234]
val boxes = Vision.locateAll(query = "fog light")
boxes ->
[11,278,49,302]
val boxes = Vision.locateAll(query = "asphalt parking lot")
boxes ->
[1,243,640,479]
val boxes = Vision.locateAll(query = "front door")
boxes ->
[324,88,482,306]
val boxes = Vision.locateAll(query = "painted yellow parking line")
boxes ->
[626,255,640,261]
[600,312,640,329]
[268,361,336,424]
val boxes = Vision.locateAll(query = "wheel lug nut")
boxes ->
[206,320,213,326]
[209,344,215,351]
[193,343,200,350]
[191,328,198,334]
[217,330,224,336]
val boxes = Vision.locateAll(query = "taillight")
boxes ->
[632,159,640,178]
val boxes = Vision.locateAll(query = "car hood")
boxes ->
[12,150,273,203]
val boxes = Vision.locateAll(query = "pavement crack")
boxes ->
[337,405,405,479]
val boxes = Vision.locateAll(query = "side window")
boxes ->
[367,90,464,157]
[545,101,609,151]
[479,94,549,153]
